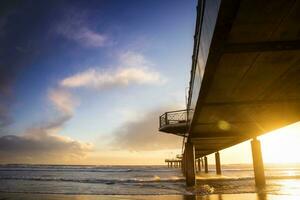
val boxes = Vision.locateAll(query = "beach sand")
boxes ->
[0,193,300,200]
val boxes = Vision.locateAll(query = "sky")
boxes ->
[0,0,300,165]
[0,0,196,164]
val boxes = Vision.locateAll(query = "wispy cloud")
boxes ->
[119,51,150,68]
[56,11,107,48]
[60,67,162,89]
[60,51,165,89]
[58,26,107,48]
[48,89,77,116]
[112,106,182,151]
[42,89,78,133]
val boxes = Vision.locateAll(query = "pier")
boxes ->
[159,0,300,187]
[165,159,181,168]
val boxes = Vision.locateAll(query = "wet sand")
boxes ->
[0,193,300,200]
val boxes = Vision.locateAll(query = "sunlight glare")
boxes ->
[259,122,300,164]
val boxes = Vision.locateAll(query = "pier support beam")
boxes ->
[197,159,201,172]
[251,138,266,187]
[185,142,196,186]
[204,156,208,173]
[215,152,221,175]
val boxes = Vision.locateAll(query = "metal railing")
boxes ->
[159,109,189,129]
[176,154,183,159]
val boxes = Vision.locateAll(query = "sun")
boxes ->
[259,122,300,164]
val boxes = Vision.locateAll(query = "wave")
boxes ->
[0,166,174,173]
[0,169,175,173]
[0,168,134,173]
[0,176,185,184]
[197,175,300,182]
[2,174,300,184]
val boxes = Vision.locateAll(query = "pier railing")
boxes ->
[159,109,189,130]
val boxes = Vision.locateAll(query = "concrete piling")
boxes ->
[204,156,208,173]
[165,138,266,188]
[251,137,266,187]
[185,142,196,186]
[197,159,201,172]
[215,152,221,175]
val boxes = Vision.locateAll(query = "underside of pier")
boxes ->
[190,0,300,159]
[160,0,300,158]
[159,0,300,187]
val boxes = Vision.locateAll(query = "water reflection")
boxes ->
[256,193,267,200]
[2,178,300,200]
[183,193,296,200]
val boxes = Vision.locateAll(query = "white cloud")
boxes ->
[0,131,93,164]
[60,52,165,89]
[0,89,91,164]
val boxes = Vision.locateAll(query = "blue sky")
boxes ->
[2,0,300,165]
[0,0,197,164]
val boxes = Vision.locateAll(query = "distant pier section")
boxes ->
[165,154,182,168]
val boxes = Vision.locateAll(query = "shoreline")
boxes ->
[1,193,300,200]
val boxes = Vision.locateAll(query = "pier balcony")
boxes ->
[159,109,189,136]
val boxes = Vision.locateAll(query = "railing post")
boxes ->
[165,113,168,125]
[159,116,161,128]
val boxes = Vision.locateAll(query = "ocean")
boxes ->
[0,164,300,199]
